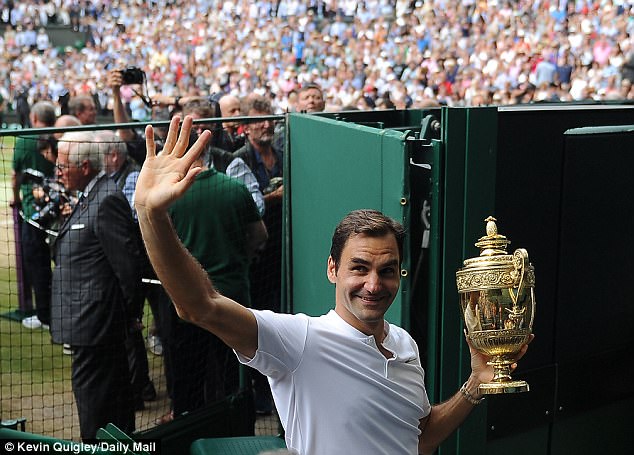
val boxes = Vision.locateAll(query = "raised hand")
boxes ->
[135,115,210,213]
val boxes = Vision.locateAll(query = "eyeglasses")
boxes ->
[55,162,81,171]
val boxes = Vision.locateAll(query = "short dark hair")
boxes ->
[36,134,57,155]
[330,209,406,271]
[182,98,218,118]
[299,83,323,95]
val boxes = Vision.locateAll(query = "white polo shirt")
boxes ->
[237,309,432,455]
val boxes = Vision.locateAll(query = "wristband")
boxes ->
[174,96,181,107]
[460,381,485,405]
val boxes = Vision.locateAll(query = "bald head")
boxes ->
[218,94,241,131]
[54,115,82,139]
[219,94,241,117]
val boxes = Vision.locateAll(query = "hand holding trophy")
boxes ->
[456,217,535,394]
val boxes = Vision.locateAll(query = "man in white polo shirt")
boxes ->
[134,116,532,455]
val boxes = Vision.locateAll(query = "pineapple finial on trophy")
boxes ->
[475,216,511,256]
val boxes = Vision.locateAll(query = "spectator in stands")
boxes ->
[106,68,168,361]
[182,99,233,170]
[12,101,56,330]
[51,130,142,440]
[3,1,634,126]
[0,90,6,127]
[217,93,246,152]
[133,117,532,454]
[68,95,97,125]
[182,98,265,215]
[15,87,30,128]
[98,131,139,197]
[296,83,325,113]
[160,131,267,418]
[53,115,81,139]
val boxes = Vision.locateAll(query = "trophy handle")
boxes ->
[509,249,529,305]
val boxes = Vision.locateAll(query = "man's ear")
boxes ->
[327,255,337,284]
[81,159,92,176]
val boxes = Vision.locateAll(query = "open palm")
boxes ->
[135,116,210,213]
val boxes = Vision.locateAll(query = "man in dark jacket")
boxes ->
[51,130,141,439]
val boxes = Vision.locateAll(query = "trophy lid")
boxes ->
[456,216,534,292]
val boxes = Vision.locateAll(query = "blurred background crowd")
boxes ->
[1,0,634,124]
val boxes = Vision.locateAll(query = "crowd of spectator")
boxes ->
[1,0,634,123]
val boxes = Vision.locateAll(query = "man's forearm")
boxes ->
[136,205,259,357]
[137,207,217,321]
[112,91,135,142]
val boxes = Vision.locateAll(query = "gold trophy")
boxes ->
[456,217,535,394]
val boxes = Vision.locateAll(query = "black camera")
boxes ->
[121,66,145,85]
[263,177,283,195]
[22,169,71,229]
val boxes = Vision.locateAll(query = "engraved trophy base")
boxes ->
[468,329,532,394]
[479,380,529,395]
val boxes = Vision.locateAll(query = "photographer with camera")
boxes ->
[107,67,169,358]
[107,68,138,144]
[107,67,167,166]
[11,101,57,330]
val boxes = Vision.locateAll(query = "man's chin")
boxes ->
[255,138,274,147]
[354,300,389,319]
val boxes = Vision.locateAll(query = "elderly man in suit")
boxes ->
[51,131,141,440]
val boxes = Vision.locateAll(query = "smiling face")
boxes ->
[328,233,401,337]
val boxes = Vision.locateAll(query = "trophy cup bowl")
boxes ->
[456,217,535,394]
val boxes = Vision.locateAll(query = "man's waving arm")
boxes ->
[134,115,258,358]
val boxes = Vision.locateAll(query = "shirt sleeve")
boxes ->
[235,309,309,379]
[226,157,265,216]
[122,170,139,218]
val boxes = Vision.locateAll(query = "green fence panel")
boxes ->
[287,113,412,326]
[432,107,499,455]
